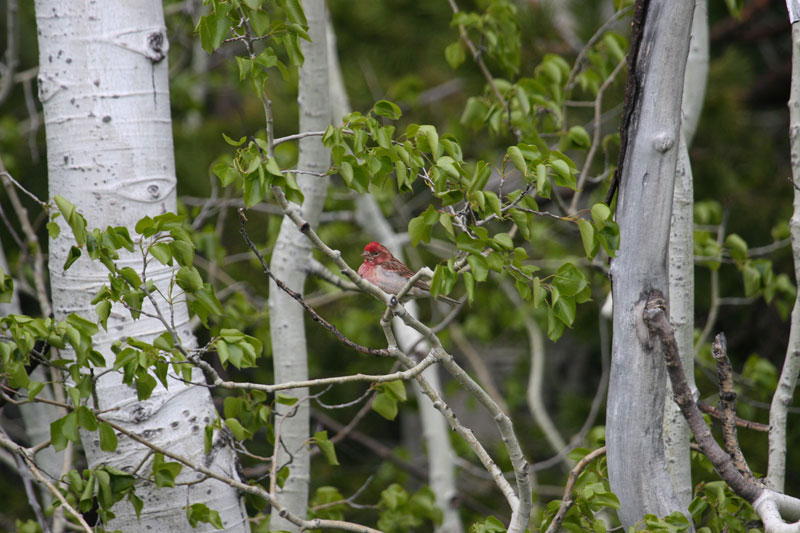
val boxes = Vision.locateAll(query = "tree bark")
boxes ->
[664,0,708,510]
[606,0,695,527]
[35,1,248,530]
[268,0,330,529]
[768,16,800,493]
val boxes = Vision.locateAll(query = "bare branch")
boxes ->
[711,333,755,480]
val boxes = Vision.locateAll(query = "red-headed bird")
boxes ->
[357,242,459,305]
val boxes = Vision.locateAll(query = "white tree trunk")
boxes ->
[268,1,330,529]
[664,0,708,510]
[767,18,800,492]
[606,1,695,527]
[35,1,248,530]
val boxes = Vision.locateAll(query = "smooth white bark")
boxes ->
[768,20,800,492]
[664,0,708,510]
[35,2,248,530]
[268,1,330,529]
[606,1,695,527]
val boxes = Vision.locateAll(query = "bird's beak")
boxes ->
[361,251,369,259]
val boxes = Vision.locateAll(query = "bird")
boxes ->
[357,241,459,305]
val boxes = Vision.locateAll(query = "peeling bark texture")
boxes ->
[768,20,800,492]
[35,2,248,531]
[268,0,330,530]
[606,0,695,527]
[664,0,708,510]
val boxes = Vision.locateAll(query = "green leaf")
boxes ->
[373,100,402,120]
[552,294,576,326]
[187,503,224,530]
[67,211,88,245]
[553,263,588,297]
[380,483,408,510]
[0,267,13,303]
[591,203,611,227]
[507,146,527,174]
[485,191,501,217]
[467,254,489,282]
[149,242,173,265]
[64,246,82,270]
[76,405,99,431]
[152,453,182,488]
[225,418,253,440]
[339,161,354,186]
[463,271,475,303]
[66,313,99,337]
[243,175,263,208]
[135,372,157,401]
[726,233,748,261]
[118,267,142,288]
[314,430,340,466]
[276,393,299,406]
[50,415,70,451]
[284,0,307,26]
[461,97,489,128]
[47,221,61,239]
[546,307,567,341]
[417,125,439,159]
[567,125,591,148]
[742,261,760,297]
[438,213,455,239]
[222,132,247,146]
[382,379,407,401]
[99,422,118,452]
[276,466,290,488]
[491,233,514,250]
[550,159,576,189]
[408,215,433,246]
[472,516,506,533]
[197,11,232,54]
[444,41,465,69]
[153,331,174,351]
[372,391,398,420]
[176,266,204,292]
[577,218,596,258]
[456,233,485,255]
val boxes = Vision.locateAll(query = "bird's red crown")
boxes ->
[364,242,384,253]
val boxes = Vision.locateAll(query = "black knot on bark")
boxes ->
[300,222,310,233]
[147,32,166,63]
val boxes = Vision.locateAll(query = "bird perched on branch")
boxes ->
[357,241,459,305]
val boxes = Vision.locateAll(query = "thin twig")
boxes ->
[697,402,769,432]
